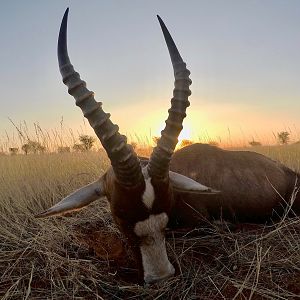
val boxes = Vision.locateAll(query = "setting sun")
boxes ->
[154,119,193,145]
[178,126,192,143]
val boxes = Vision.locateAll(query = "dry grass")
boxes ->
[236,143,300,173]
[1,145,300,299]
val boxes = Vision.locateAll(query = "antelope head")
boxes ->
[36,8,215,284]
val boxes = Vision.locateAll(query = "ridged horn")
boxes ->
[147,16,192,179]
[58,8,142,187]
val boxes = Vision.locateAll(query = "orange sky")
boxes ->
[1,1,299,149]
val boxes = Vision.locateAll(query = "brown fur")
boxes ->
[169,143,299,226]
[97,143,300,278]
[102,168,174,282]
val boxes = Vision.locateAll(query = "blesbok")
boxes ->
[36,9,300,284]
[36,8,217,284]
[169,143,300,227]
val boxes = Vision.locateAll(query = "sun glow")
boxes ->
[178,126,192,143]
[156,120,193,145]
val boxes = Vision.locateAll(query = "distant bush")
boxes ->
[21,140,46,154]
[249,140,262,147]
[57,146,70,153]
[21,143,30,155]
[79,135,96,151]
[277,131,290,145]
[73,143,86,152]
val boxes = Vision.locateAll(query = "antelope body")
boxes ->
[169,143,300,227]
[36,8,216,284]
[36,8,299,285]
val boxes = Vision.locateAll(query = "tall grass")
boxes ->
[1,128,300,298]
[235,143,300,173]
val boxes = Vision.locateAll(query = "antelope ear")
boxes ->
[169,171,220,194]
[35,179,105,218]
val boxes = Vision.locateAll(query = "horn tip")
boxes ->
[63,7,69,22]
[58,7,71,67]
[34,211,49,219]
[156,15,165,27]
[34,213,44,219]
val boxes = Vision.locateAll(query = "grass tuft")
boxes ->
[1,147,300,299]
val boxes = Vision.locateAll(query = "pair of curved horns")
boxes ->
[58,8,191,183]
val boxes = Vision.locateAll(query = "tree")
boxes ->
[277,131,290,145]
[21,143,30,155]
[249,140,262,147]
[21,140,46,154]
[79,135,96,151]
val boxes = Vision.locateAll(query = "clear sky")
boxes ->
[1,0,300,147]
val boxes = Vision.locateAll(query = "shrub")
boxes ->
[22,140,46,154]
[79,135,96,151]
[73,143,85,152]
[57,146,70,153]
[277,131,290,145]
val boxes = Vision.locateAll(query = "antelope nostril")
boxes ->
[144,236,155,246]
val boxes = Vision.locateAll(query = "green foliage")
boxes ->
[79,135,96,151]
[21,140,46,154]
[277,131,290,145]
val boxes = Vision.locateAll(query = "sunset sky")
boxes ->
[1,1,300,147]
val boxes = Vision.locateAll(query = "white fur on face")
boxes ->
[134,213,175,284]
[142,168,155,209]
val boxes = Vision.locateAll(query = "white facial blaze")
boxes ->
[134,213,175,283]
[142,177,155,209]
[142,168,155,209]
